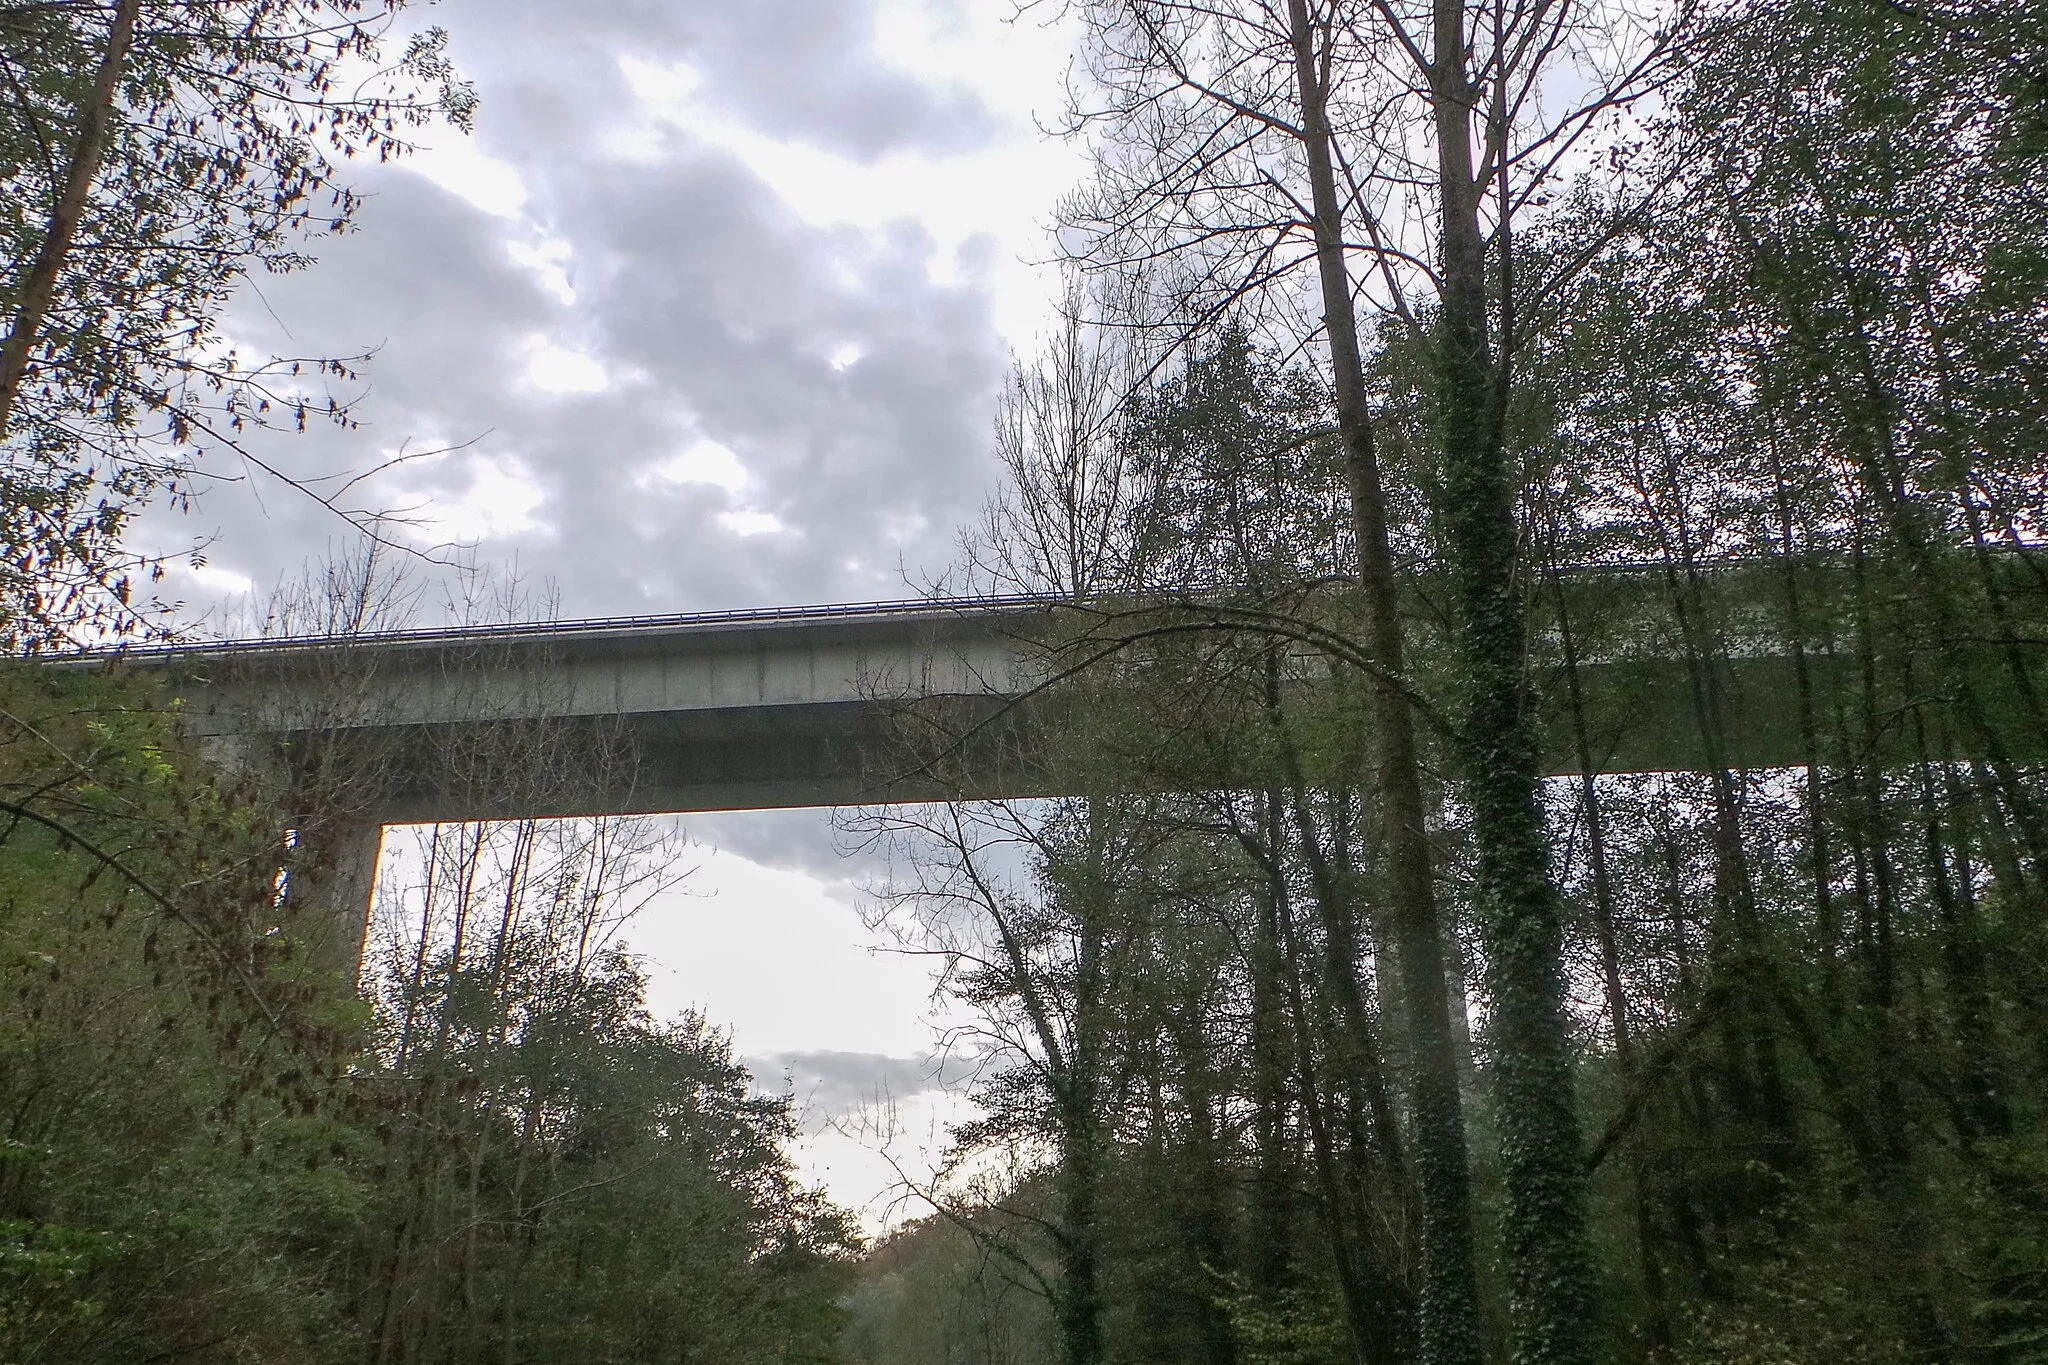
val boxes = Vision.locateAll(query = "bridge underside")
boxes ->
[129,581,2040,828]
[289,698,1030,824]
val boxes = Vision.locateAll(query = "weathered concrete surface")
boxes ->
[104,600,1056,821]
[166,601,1042,738]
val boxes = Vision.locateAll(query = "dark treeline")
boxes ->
[844,0,2048,1361]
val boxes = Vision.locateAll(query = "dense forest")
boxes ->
[4,0,2047,1362]
[836,0,2048,1361]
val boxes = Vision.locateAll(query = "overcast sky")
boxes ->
[150,0,1079,617]
[146,0,1087,1232]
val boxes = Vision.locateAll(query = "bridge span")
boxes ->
[111,584,1827,824]
[130,598,1052,818]
[80,572,2040,974]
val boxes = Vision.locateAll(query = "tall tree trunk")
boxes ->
[1056,1088,1107,1365]
[1275,839,1409,1365]
[1843,542,1956,1357]
[1423,0,1600,1354]
[1285,8,1484,1361]
[1055,803,1111,1365]
[1173,1020,1243,1365]
[1634,468,1798,1161]
[1249,791,1299,1295]
[1288,782,1413,1211]
[0,0,141,436]
[1914,724,2010,1142]
[1549,553,1671,1356]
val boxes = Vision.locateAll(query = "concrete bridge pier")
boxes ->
[287,818,383,984]
[192,730,387,984]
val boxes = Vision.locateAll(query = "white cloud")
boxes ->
[784,1088,979,1236]
[879,508,929,547]
[397,453,547,544]
[717,508,790,538]
[613,21,1085,352]
[169,561,257,599]
[521,337,611,395]
[652,437,751,494]
[506,234,578,305]
[629,842,935,1057]
[403,139,530,218]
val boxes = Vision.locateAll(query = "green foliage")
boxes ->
[347,816,859,1364]
[0,659,366,1359]
[9,0,2048,1362]
[0,666,859,1360]
[855,2,2048,1335]
[842,1214,1057,1365]
[1215,1278,1353,1365]
[1124,324,1346,592]
[0,0,475,650]
[1964,1143,2048,1363]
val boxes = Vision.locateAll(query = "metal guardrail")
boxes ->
[56,594,1065,664]
[55,549,2041,666]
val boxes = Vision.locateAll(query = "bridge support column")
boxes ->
[291,819,383,985]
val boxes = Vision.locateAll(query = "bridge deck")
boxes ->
[74,564,2044,824]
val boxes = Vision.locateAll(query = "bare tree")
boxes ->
[1058,10,1488,1357]
[959,276,1151,603]
[360,810,687,1360]
[197,540,636,984]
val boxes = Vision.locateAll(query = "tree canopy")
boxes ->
[0,0,473,652]
[845,0,2048,1361]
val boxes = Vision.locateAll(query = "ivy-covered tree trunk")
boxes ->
[1052,803,1112,1365]
[1424,0,1600,1358]
[1056,1089,1108,1365]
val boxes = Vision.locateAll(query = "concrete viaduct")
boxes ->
[83,568,2042,972]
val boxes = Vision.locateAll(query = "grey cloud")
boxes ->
[683,809,876,890]
[128,0,1014,908]
[429,0,997,163]
[131,165,567,616]
[505,143,1002,612]
[747,1049,975,1125]
[672,2,998,161]
[673,808,965,941]
[145,0,1008,625]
